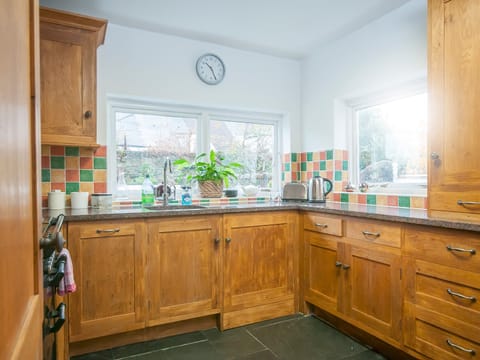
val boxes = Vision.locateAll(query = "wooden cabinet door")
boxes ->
[304,232,341,314]
[343,245,402,343]
[146,216,221,327]
[428,0,480,216]
[68,221,146,342]
[222,212,296,329]
[39,8,106,147]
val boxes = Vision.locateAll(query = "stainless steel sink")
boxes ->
[144,205,206,211]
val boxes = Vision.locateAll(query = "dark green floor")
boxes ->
[72,315,386,360]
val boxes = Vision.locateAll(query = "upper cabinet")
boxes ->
[428,0,480,220]
[39,8,107,147]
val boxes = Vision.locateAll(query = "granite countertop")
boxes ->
[42,201,480,233]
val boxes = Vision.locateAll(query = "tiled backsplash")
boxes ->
[41,145,107,207]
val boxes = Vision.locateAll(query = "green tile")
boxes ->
[42,169,50,182]
[307,152,313,161]
[399,196,411,208]
[320,161,326,171]
[65,146,79,156]
[367,195,376,205]
[342,160,348,171]
[341,193,349,203]
[313,171,320,177]
[66,182,79,194]
[94,157,107,169]
[291,153,297,162]
[326,150,333,160]
[285,163,291,171]
[51,156,65,169]
[200,199,210,204]
[301,162,307,171]
[335,171,342,181]
[281,173,285,181]
[80,169,93,182]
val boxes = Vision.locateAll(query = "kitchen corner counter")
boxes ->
[42,201,480,233]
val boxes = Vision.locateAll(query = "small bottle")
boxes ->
[181,186,192,205]
[141,174,155,206]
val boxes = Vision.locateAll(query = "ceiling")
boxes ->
[40,0,415,59]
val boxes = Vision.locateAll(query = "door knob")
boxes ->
[225,237,232,244]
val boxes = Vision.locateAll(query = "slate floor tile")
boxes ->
[341,349,386,360]
[162,340,223,360]
[71,349,113,360]
[233,349,279,359]
[202,327,266,359]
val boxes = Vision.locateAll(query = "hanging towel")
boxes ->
[58,247,76,296]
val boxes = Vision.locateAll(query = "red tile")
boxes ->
[333,193,341,202]
[313,162,320,170]
[387,196,398,207]
[94,146,107,157]
[291,172,298,181]
[51,146,65,156]
[42,196,48,208]
[283,154,290,163]
[80,157,93,169]
[357,194,367,204]
[320,151,326,160]
[343,150,348,160]
[66,169,79,182]
[94,182,107,193]
[306,171,312,179]
[326,171,333,180]
[41,156,50,169]
[301,152,307,162]
[335,160,342,170]
[51,183,65,192]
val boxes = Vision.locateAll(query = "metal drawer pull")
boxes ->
[446,339,476,355]
[362,231,380,238]
[457,200,480,207]
[447,288,477,302]
[315,223,328,228]
[335,261,342,267]
[446,245,476,255]
[96,228,120,234]
[225,237,232,244]
[342,264,350,270]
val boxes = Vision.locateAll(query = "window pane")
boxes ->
[357,94,427,189]
[115,112,197,190]
[210,120,275,188]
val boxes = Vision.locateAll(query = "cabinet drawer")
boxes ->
[77,221,136,238]
[304,213,343,237]
[345,218,401,248]
[405,227,480,272]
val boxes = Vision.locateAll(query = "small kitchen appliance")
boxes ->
[282,182,308,201]
[307,176,333,203]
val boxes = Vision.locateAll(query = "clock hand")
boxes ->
[205,63,217,80]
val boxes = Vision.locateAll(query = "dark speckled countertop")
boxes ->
[42,201,480,233]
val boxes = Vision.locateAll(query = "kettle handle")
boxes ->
[324,178,333,196]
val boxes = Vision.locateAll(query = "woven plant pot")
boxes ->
[198,180,223,198]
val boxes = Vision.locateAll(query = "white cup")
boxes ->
[48,190,65,210]
[71,192,89,209]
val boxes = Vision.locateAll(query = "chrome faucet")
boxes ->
[163,157,172,206]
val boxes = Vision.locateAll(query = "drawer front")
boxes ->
[304,213,343,237]
[405,227,480,272]
[345,218,401,248]
[78,221,137,238]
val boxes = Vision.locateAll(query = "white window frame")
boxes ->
[345,79,427,195]
[106,96,284,198]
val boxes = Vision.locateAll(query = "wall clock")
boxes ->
[196,53,225,85]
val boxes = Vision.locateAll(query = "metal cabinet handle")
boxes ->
[225,237,232,244]
[457,200,480,207]
[447,288,477,302]
[446,245,476,255]
[430,152,440,160]
[315,223,328,228]
[362,231,380,239]
[342,264,350,270]
[335,261,342,267]
[446,339,476,355]
[96,228,120,234]
[214,238,221,244]
[84,110,92,119]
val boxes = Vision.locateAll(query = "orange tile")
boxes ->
[80,182,94,194]
[94,169,107,182]
[357,194,367,204]
[283,153,290,163]
[94,182,107,193]
[80,147,94,157]
[300,152,306,162]
[51,169,65,183]
[66,156,80,169]
[42,196,48,208]
[326,160,333,171]
[51,146,64,156]
[41,145,50,156]
[94,146,107,157]
[411,196,427,209]
[313,152,320,161]
[51,183,65,192]
[334,149,343,160]
[349,193,358,204]
[41,156,50,169]
[41,182,51,196]
[307,162,314,172]
[66,169,79,182]
[80,157,93,169]
[376,195,387,206]
[291,163,298,172]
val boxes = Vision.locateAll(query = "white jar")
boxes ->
[91,193,112,209]
[48,190,65,210]
[71,192,89,209]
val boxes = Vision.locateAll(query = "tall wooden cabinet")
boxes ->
[428,0,480,219]
[68,220,146,342]
[39,8,107,147]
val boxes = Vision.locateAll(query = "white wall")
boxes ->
[301,0,427,151]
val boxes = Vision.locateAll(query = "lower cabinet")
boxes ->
[146,216,222,326]
[304,213,403,345]
[68,220,147,342]
[221,211,297,329]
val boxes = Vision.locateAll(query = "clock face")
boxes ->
[196,53,225,85]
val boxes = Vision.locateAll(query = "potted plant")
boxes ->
[174,150,242,198]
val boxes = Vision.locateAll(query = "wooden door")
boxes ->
[303,232,340,314]
[428,0,480,216]
[146,216,222,327]
[222,212,296,329]
[344,245,402,343]
[0,0,43,359]
[68,221,146,342]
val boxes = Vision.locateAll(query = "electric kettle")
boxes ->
[307,176,333,203]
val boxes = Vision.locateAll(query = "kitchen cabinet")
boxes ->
[221,211,298,329]
[428,0,480,220]
[146,216,222,327]
[39,8,107,147]
[68,220,146,342]
[404,225,480,359]
[304,213,402,345]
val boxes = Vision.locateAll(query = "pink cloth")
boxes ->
[58,248,76,296]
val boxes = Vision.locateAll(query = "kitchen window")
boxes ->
[349,90,427,195]
[107,97,282,199]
